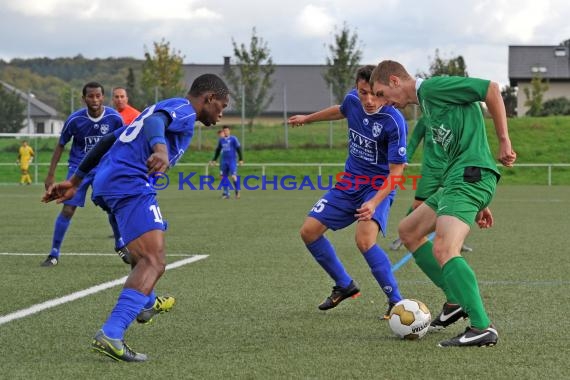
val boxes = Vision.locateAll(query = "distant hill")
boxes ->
[0,55,144,115]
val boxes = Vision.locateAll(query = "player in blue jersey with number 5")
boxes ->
[210,125,243,199]
[287,65,408,319]
[42,74,229,362]
[42,82,126,267]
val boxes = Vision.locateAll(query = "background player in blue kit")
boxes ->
[43,74,229,362]
[287,65,408,318]
[42,82,126,267]
[210,125,243,199]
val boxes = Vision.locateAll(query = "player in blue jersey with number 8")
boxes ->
[288,65,408,319]
[43,74,229,362]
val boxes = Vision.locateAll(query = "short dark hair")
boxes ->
[188,74,229,99]
[82,82,104,96]
[355,65,376,85]
[222,125,231,130]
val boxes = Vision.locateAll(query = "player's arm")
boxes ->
[485,81,516,167]
[144,111,171,174]
[210,141,222,165]
[355,163,406,221]
[44,143,65,190]
[287,105,344,127]
[235,140,243,164]
[406,118,425,162]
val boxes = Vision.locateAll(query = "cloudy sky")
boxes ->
[0,0,568,86]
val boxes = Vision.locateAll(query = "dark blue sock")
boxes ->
[102,288,148,340]
[306,236,352,288]
[144,289,156,309]
[107,213,125,249]
[363,245,402,303]
[51,213,71,258]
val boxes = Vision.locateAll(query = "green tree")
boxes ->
[501,85,517,117]
[0,86,26,133]
[224,28,275,130]
[422,49,468,77]
[323,23,362,104]
[141,39,185,107]
[58,86,82,116]
[126,67,144,110]
[540,96,570,116]
[523,74,549,116]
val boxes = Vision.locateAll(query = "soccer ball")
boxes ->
[388,299,431,340]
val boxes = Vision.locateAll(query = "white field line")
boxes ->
[0,255,208,326]
[0,252,194,257]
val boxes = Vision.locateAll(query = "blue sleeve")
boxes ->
[386,110,408,164]
[59,119,73,145]
[144,112,171,147]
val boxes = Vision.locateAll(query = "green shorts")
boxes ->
[414,168,444,201]
[424,167,498,226]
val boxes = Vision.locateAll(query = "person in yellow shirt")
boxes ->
[17,140,34,185]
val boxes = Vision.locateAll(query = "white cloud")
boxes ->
[294,5,335,37]
[4,0,222,21]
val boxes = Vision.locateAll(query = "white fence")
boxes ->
[2,162,570,186]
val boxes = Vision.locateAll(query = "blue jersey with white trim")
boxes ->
[93,98,196,197]
[59,107,123,167]
[339,89,408,179]
[219,135,241,163]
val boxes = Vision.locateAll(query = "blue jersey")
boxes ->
[218,135,241,163]
[339,89,408,179]
[93,98,196,197]
[59,107,123,167]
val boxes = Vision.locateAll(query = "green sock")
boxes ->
[442,256,490,329]
[412,241,458,303]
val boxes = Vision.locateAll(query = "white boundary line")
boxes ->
[0,252,195,257]
[0,255,208,326]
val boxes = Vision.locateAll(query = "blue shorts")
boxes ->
[63,167,95,207]
[308,186,395,236]
[92,193,167,245]
[220,161,237,177]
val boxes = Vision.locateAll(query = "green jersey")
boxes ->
[417,76,500,180]
[407,116,446,172]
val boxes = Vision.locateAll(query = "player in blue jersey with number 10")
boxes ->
[43,74,229,362]
[287,65,408,319]
[42,82,126,267]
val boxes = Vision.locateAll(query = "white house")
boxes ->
[1,80,64,135]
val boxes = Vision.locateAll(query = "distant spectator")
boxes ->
[17,140,34,185]
[112,87,141,125]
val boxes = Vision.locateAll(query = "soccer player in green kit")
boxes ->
[370,60,516,347]
[389,117,473,253]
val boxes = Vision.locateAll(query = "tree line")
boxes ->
[1,26,560,133]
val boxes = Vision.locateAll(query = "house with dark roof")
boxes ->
[183,58,335,116]
[0,81,64,134]
[508,45,570,116]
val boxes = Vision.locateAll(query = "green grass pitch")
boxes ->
[0,184,568,378]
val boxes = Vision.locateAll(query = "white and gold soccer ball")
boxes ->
[388,299,431,340]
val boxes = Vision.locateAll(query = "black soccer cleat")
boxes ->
[40,255,59,267]
[115,246,131,265]
[438,324,498,347]
[91,330,148,362]
[380,301,396,320]
[429,302,468,331]
[318,280,360,310]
